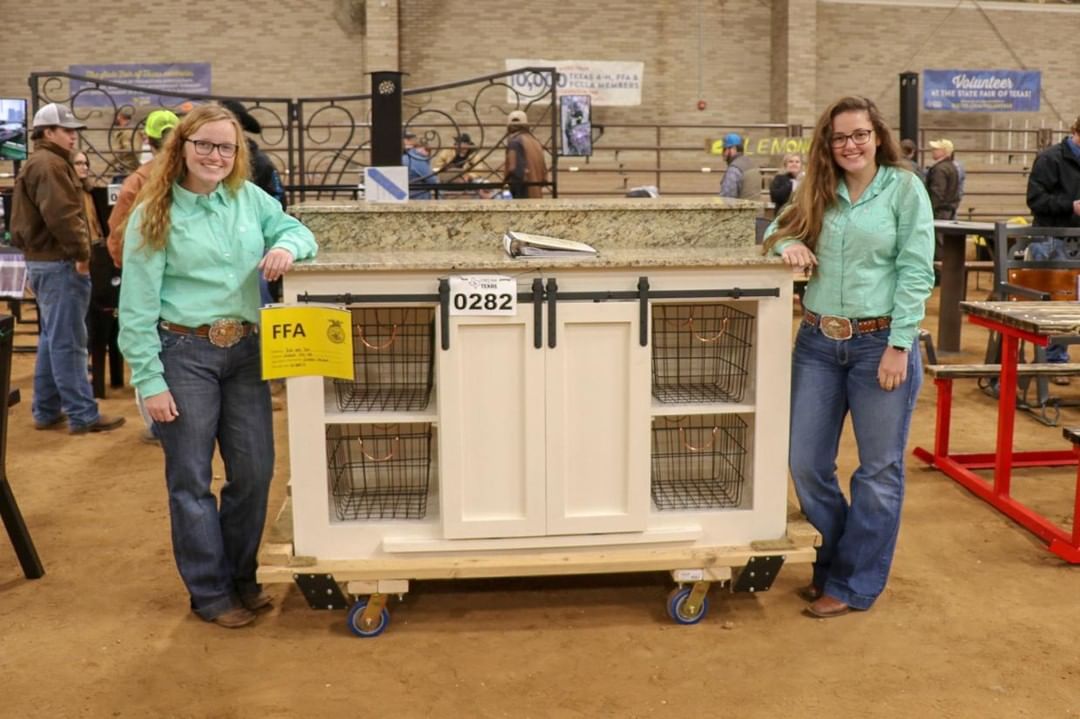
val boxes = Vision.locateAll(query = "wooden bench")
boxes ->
[924,364,1080,456]
[925,362,1080,379]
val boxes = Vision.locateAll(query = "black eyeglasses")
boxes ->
[830,129,874,149]
[185,139,238,159]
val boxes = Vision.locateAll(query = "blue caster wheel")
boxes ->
[346,599,391,638]
[666,586,708,625]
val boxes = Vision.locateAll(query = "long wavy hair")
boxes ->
[135,105,249,251]
[763,96,902,254]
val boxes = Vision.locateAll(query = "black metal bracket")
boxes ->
[532,277,544,349]
[546,277,558,348]
[732,555,786,593]
[438,278,450,350]
[293,573,350,610]
[637,276,650,347]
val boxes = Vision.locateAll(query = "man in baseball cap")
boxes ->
[31,102,87,131]
[11,102,126,434]
[504,110,548,198]
[719,131,761,200]
[144,109,179,142]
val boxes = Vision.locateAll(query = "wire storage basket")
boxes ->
[651,415,749,510]
[333,307,435,412]
[651,303,754,403]
[327,423,433,520]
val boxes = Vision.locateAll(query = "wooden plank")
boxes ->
[925,362,1080,379]
[256,543,818,584]
[961,301,1080,336]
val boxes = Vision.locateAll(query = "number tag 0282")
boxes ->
[448,275,517,316]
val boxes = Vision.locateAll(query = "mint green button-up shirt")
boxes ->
[118,181,318,398]
[767,165,935,348]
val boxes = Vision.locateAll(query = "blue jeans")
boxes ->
[1024,238,1070,363]
[156,328,274,620]
[789,322,922,610]
[26,260,100,428]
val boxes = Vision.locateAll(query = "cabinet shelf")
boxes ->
[650,399,754,416]
[323,391,438,425]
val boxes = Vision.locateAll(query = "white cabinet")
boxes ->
[281,264,793,561]
[439,301,650,539]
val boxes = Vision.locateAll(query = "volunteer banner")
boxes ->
[923,69,1040,112]
[505,59,643,106]
[260,305,354,381]
[69,63,212,108]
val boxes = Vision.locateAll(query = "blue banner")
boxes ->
[69,63,212,108]
[923,69,1040,112]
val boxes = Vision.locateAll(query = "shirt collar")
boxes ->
[171,181,229,210]
[837,165,892,206]
[1066,136,1080,161]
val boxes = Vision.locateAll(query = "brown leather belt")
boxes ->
[802,309,890,340]
[159,319,257,348]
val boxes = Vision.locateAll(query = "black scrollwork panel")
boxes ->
[29,68,560,203]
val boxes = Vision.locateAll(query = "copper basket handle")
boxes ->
[678,426,719,452]
[357,323,398,350]
[358,436,399,462]
[689,316,729,344]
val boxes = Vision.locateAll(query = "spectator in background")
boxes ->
[75,151,124,399]
[402,131,437,200]
[10,103,125,434]
[1024,114,1080,382]
[433,132,478,174]
[220,100,285,209]
[503,110,548,199]
[719,132,762,200]
[769,153,803,210]
[107,110,180,267]
[899,139,924,180]
[925,138,962,279]
[111,108,141,182]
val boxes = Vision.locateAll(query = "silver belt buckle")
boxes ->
[208,318,245,348]
[820,315,853,340]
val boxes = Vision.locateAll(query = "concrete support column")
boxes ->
[770,0,817,127]
[365,0,400,77]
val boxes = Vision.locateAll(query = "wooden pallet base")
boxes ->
[256,499,821,584]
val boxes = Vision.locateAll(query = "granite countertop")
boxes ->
[292,246,782,273]
[290,197,762,214]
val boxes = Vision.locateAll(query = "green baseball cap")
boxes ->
[145,110,180,140]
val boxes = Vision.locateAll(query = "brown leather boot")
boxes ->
[210,607,256,628]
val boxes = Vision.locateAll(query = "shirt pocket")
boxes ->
[235,219,267,265]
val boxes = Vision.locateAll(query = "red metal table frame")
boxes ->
[913,302,1080,563]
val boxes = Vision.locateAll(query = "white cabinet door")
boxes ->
[544,302,650,535]
[439,312,547,539]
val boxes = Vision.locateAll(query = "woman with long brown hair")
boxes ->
[118,105,317,628]
[764,96,934,618]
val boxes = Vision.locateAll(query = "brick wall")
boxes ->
[2,1,1080,148]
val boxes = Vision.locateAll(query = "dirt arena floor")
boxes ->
[3,281,1079,719]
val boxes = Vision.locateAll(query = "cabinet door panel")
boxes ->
[438,314,547,538]
[545,302,650,534]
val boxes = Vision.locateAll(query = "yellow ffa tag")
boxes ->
[259,305,354,380]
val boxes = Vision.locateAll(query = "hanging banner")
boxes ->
[923,70,1040,112]
[259,305,354,380]
[505,59,643,106]
[69,63,212,109]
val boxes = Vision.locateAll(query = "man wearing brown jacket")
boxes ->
[503,110,548,199]
[11,103,124,434]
